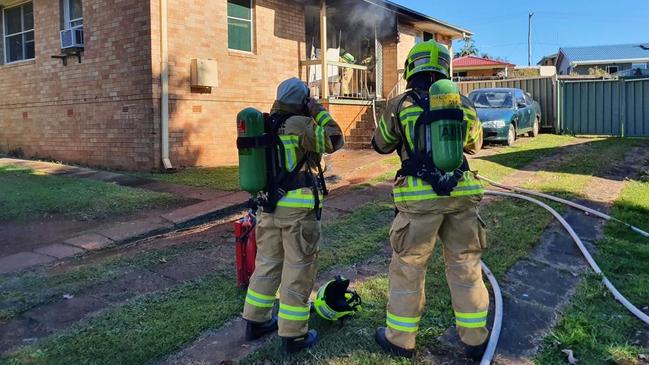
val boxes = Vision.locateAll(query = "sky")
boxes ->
[391,0,649,66]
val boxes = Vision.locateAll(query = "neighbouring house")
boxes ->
[556,43,649,76]
[452,55,514,79]
[537,53,557,67]
[0,0,471,171]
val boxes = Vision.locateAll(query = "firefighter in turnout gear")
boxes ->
[372,41,488,361]
[242,78,344,354]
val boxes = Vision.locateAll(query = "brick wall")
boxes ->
[0,0,156,170]
[323,103,369,137]
[153,0,306,167]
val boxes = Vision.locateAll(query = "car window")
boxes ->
[469,91,514,108]
[515,90,526,105]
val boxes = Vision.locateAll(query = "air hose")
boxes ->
[477,178,649,364]
[484,189,649,325]
[478,175,649,239]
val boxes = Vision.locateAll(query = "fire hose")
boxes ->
[478,177,649,365]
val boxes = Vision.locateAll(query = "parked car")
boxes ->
[468,88,541,146]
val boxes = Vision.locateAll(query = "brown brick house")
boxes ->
[0,0,471,171]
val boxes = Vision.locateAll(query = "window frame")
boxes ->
[227,0,254,53]
[606,65,619,74]
[631,63,647,70]
[62,0,82,30]
[2,1,35,65]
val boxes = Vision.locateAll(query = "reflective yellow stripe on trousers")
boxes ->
[455,310,488,328]
[386,312,420,333]
[245,289,276,308]
[279,303,310,321]
[393,173,484,202]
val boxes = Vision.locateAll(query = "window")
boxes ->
[423,32,434,41]
[62,0,83,30]
[632,63,647,69]
[3,2,35,63]
[606,65,619,74]
[227,0,253,52]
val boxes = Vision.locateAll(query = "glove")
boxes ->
[307,97,325,119]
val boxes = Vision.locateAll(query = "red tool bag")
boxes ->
[234,211,257,289]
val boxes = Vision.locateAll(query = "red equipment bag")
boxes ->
[235,212,257,288]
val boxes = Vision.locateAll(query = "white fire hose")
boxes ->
[477,178,649,365]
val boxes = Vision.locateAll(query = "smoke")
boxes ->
[334,0,397,41]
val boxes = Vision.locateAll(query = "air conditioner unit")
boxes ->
[60,27,84,50]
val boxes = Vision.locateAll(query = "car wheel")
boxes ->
[528,117,540,138]
[506,123,516,146]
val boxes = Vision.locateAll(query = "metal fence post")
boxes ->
[620,79,626,137]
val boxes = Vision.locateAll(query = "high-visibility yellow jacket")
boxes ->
[372,88,484,213]
[270,101,344,209]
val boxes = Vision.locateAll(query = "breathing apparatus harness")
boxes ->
[237,112,328,219]
[394,89,469,196]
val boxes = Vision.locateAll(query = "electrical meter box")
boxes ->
[190,59,218,88]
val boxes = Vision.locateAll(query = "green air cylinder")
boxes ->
[237,108,267,194]
[429,79,464,173]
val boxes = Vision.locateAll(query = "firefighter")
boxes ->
[242,77,344,354]
[371,40,488,361]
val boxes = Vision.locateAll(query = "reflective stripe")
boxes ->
[315,125,326,153]
[378,116,397,143]
[245,289,276,308]
[386,312,420,333]
[316,111,328,123]
[455,310,488,328]
[277,189,324,209]
[279,303,310,321]
[279,135,299,171]
[393,173,484,202]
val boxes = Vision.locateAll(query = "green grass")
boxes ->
[0,199,396,365]
[522,138,647,199]
[0,165,178,221]
[242,199,553,364]
[0,241,216,321]
[535,179,649,365]
[134,166,240,191]
[470,134,580,182]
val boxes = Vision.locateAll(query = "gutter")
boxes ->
[160,0,173,170]
[571,57,649,66]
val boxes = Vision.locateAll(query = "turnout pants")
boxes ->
[386,197,489,350]
[242,206,321,337]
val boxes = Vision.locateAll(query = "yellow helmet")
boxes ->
[404,40,451,81]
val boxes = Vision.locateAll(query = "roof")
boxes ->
[536,53,558,65]
[360,0,473,38]
[453,56,514,69]
[559,43,649,65]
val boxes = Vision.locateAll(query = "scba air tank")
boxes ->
[236,108,267,194]
[429,79,464,173]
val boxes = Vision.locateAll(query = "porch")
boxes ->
[297,0,472,103]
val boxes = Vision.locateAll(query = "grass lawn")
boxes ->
[0,202,395,365]
[535,179,649,365]
[134,166,240,191]
[0,165,178,221]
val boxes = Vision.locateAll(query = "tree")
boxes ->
[455,39,478,57]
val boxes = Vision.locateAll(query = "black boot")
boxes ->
[374,327,414,358]
[281,329,318,354]
[464,341,487,362]
[245,316,278,341]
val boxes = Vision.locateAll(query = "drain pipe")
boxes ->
[160,0,173,170]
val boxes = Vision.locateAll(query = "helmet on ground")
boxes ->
[403,40,451,81]
[313,276,362,321]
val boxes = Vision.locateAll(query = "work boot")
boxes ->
[374,327,414,358]
[281,329,318,354]
[245,316,278,341]
[464,341,487,362]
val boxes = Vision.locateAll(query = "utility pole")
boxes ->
[528,12,534,66]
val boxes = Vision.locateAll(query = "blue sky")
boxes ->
[392,0,649,66]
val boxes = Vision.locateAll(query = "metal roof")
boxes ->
[453,56,514,68]
[560,43,649,63]
[360,0,473,37]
